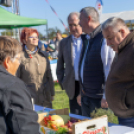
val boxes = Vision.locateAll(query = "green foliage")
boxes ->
[38,31,44,39]
[1,30,13,36]
[56,127,68,134]
[1,30,43,40]
[90,108,119,124]
[48,27,61,39]
[62,29,70,36]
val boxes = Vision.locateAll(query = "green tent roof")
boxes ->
[0,7,47,29]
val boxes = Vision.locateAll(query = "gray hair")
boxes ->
[101,17,128,32]
[0,36,22,64]
[67,12,80,22]
[80,7,99,23]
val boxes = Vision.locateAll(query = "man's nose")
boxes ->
[71,26,76,30]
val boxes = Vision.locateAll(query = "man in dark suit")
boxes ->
[56,12,83,115]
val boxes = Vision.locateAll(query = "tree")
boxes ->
[47,27,61,39]
[38,31,43,39]
[1,30,44,39]
[63,29,70,36]
[1,30,14,36]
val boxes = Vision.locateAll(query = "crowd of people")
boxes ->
[0,5,134,134]
[44,31,63,59]
[57,7,115,118]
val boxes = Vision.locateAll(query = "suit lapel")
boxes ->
[67,36,74,66]
[71,40,74,66]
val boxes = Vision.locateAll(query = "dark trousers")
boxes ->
[69,81,82,115]
[81,96,101,117]
[118,117,134,128]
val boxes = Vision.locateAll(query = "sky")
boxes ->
[2,0,134,36]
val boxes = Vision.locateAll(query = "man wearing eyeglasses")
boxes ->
[56,12,83,115]
[102,17,134,128]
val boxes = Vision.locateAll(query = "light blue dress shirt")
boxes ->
[72,35,82,81]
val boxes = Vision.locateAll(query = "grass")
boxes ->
[52,82,69,109]
[53,82,118,124]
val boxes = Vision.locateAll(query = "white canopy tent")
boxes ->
[100,11,134,28]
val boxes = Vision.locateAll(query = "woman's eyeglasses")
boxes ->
[29,36,39,39]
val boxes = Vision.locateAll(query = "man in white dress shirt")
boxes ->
[78,6,115,117]
[56,12,83,115]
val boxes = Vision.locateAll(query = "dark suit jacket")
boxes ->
[56,35,85,99]
[0,65,40,134]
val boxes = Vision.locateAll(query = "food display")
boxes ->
[38,109,108,134]
[51,115,64,127]
[39,114,80,134]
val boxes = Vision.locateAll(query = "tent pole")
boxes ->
[46,23,49,41]
[12,0,16,39]
[12,0,14,13]
[17,0,20,42]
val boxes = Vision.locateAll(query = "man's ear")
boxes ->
[119,29,125,38]
[3,57,10,69]
[88,16,91,22]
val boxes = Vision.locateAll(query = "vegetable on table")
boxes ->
[40,126,46,134]
[51,115,64,127]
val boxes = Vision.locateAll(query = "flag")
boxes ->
[95,0,103,15]
[59,18,68,30]
[45,0,68,30]
[45,0,49,3]
[50,6,58,16]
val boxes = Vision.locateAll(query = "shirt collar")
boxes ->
[86,34,90,39]
[25,45,37,54]
[72,35,81,40]
[118,31,134,53]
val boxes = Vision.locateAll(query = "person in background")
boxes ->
[47,36,58,59]
[57,12,83,115]
[38,40,46,51]
[79,7,115,117]
[102,17,134,128]
[17,27,55,108]
[0,36,40,134]
[48,43,58,59]
[50,37,56,44]
[44,43,48,49]
[55,31,63,52]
